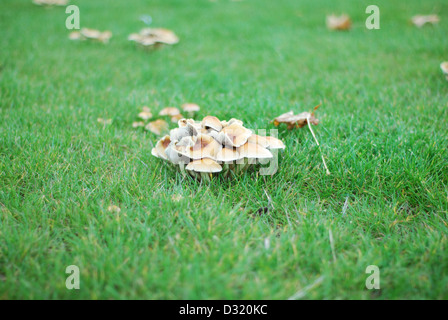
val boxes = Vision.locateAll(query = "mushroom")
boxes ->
[132,121,145,128]
[247,134,269,148]
[128,28,179,48]
[201,116,222,132]
[215,147,241,176]
[69,32,82,40]
[171,114,184,123]
[186,158,222,181]
[440,62,448,81]
[175,134,222,160]
[69,28,112,43]
[151,135,171,160]
[264,136,286,150]
[182,103,200,117]
[146,119,168,135]
[326,14,352,31]
[159,107,180,117]
[237,142,273,170]
[219,123,252,147]
[138,106,153,120]
[411,15,440,28]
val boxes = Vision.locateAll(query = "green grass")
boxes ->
[1,0,448,299]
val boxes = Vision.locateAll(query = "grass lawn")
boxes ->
[1,0,447,299]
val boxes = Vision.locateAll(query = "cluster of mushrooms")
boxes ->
[69,28,113,44]
[128,28,179,48]
[151,116,285,181]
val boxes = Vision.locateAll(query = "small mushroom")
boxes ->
[138,106,153,120]
[171,114,184,123]
[411,15,440,28]
[132,121,145,128]
[151,135,171,160]
[440,62,448,81]
[215,147,241,176]
[159,107,180,117]
[186,158,222,181]
[202,116,222,132]
[326,14,352,31]
[69,31,82,40]
[175,134,222,160]
[219,123,252,147]
[247,134,269,148]
[146,119,169,135]
[182,103,200,117]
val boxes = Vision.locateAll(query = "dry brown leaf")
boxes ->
[326,14,352,31]
[411,15,440,28]
[273,105,320,129]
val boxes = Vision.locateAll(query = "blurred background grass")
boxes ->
[0,0,447,299]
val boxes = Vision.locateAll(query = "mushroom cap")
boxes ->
[146,119,169,135]
[326,14,352,30]
[220,123,252,147]
[171,114,184,123]
[441,62,448,74]
[182,103,200,112]
[411,15,440,28]
[159,107,180,116]
[247,134,269,148]
[175,134,222,160]
[170,126,198,142]
[138,107,153,120]
[264,136,286,150]
[151,135,171,160]
[215,147,241,163]
[69,31,82,40]
[202,116,222,132]
[237,142,273,159]
[98,31,113,43]
[186,158,222,173]
[141,28,179,45]
[80,28,102,39]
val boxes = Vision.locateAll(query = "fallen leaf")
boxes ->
[326,14,352,31]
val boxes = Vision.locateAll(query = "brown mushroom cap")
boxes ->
[146,119,169,135]
[326,14,352,31]
[182,103,200,113]
[202,116,222,132]
[151,135,171,160]
[175,134,222,160]
[69,31,82,40]
[171,114,184,123]
[186,158,222,173]
[159,107,180,117]
[140,28,179,45]
[237,142,273,159]
[220,123,252,147]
